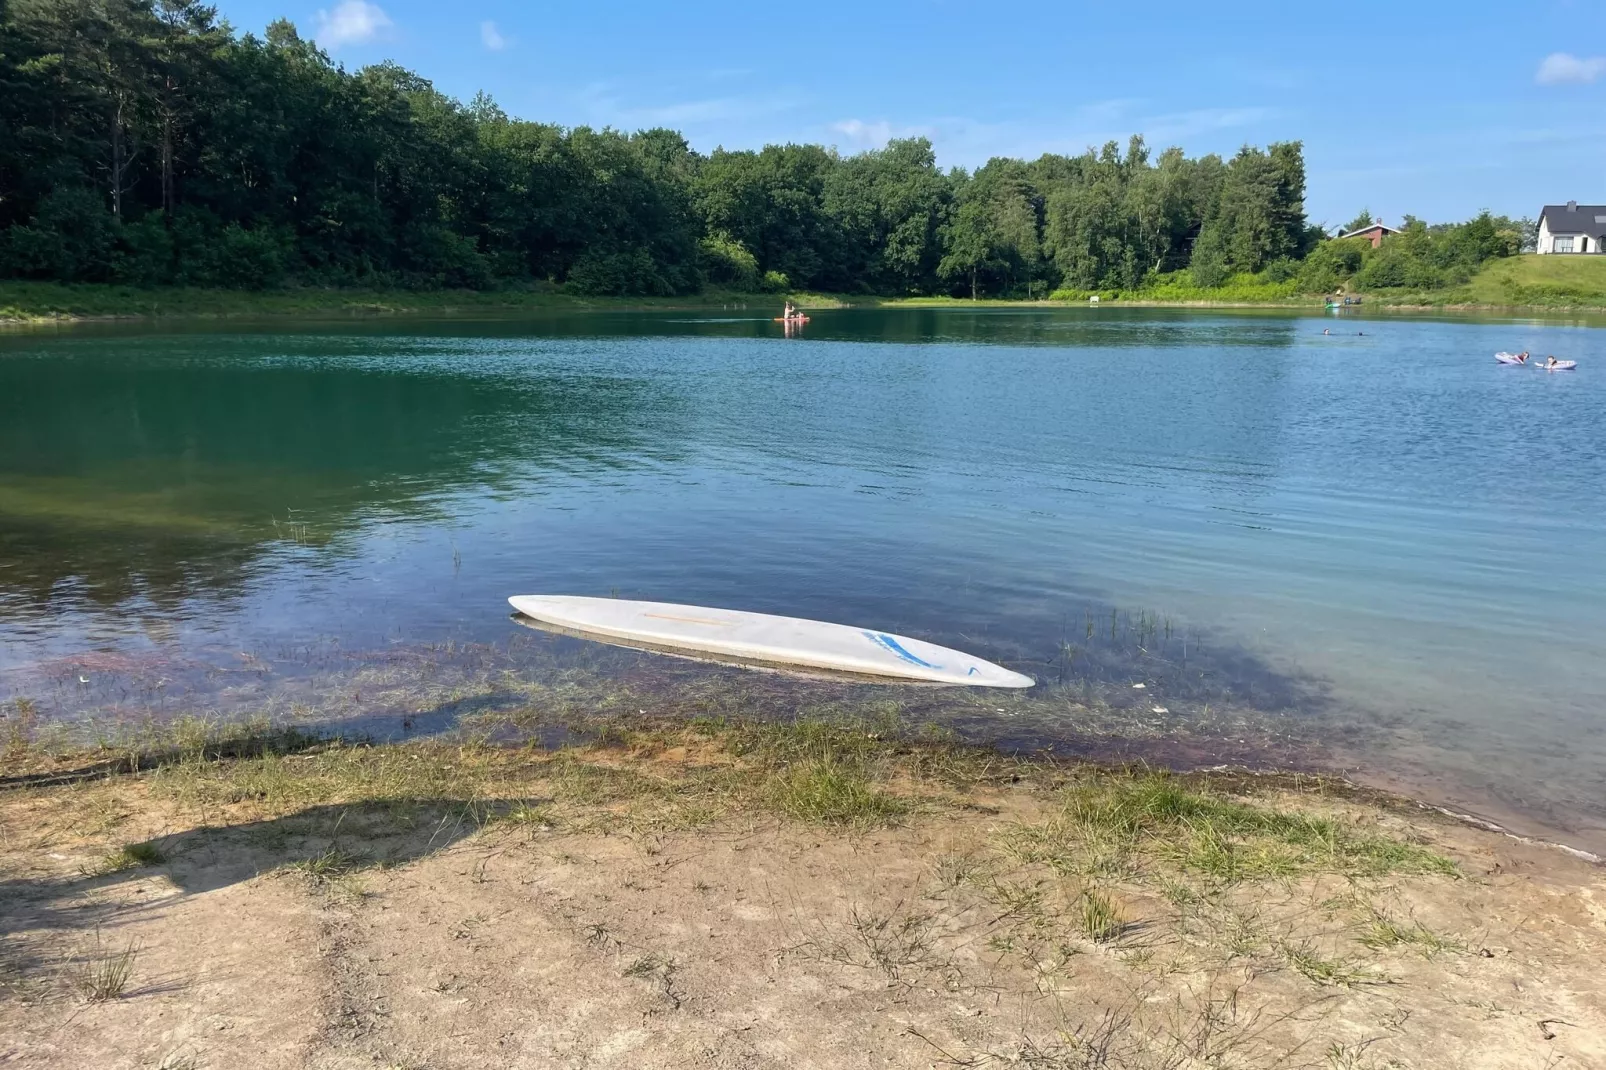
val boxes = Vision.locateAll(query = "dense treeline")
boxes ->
[0,0,1529,298]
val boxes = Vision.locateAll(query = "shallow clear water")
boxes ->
[2,308,1603,847]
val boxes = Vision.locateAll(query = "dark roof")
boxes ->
[1540,203,1606,238]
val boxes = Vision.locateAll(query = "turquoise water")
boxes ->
[2,308,1603,848]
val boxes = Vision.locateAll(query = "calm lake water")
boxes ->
[2,308,1603,849]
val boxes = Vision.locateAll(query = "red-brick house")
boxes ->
[1336,221,1402,248]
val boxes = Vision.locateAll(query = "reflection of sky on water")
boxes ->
[2,309,1604,850]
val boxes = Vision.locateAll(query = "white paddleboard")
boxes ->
[507,595,1035,688]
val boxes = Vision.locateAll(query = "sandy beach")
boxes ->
[3,715,1602,1069]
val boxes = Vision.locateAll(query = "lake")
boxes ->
[2,307,1603,851]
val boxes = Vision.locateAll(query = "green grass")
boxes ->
[1356,255,1606,309]
[1358,912,1462,956]
[42,712,1456,878]
[10,258,1606,323]
[0,280,791,324]
[766,757,907,826]
[1077,888,1126,943]
[100,841,166,872]
[1277,940,1381,987]
[1049,270,1304,305]
[1003,772,1457,882]
[71,936,139,1002]
[279,846,371,896]
[1460,254,1606,308]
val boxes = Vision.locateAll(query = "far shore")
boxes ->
[2,711,1603,1069]
[7,280,1606,327]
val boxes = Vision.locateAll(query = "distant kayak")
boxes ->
[1544,360,1577,371]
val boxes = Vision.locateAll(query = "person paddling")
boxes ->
[1517,351,1529,364]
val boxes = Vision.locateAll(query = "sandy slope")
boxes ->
[3,766,1603,1070]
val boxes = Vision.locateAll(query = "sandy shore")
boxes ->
[2,717,1603,1069]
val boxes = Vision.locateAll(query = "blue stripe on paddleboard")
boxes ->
[863,631,941,669]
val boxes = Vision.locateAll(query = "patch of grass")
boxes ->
[766,757,906,826]
[100,841,167,872]
[71,935,139,1002]
[1077,888,1126,944]
[1278,940,1382,987]
[1049,269,1305,305]
[281,847,366,884]
[0,279,785,324]
[3,697,39,756]
[1460,253,1606,308]
[930,849,989,890]
[495,801,556,828]
[723,709,905,767]
[1359,912,1463,956]
[844,904,938,980]
[1004,773,1456,883]
[984,878,1048,922]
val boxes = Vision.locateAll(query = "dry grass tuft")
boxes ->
[70,933,139,1002]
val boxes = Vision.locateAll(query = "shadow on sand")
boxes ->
[0,795,543,993]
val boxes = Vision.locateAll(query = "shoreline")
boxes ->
[7,281,1606,326]
[3,712,1603,1069]
[5,704,1601,867]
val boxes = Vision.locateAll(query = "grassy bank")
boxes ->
[878,257,1606,313]
[0,281,781,324]
[7,255,1606,325]
[4,710,1602,1069]
[1384,253,1606,309]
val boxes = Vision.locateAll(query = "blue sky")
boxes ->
[223,0,1602,228]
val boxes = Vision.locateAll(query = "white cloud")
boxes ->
[313,0,393,49]
[825,102,1275,167]
[575,82,805,129]
[480,20,507,51]
[1535,52,1606,86]
[831,119,893,148]
[829,118,934,149]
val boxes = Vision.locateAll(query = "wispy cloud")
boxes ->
[827,101,1276,165]
[480,20,507,51]
[575,82,805,130]
[829,119,929,149]
[1536,52,1606,86]
[312,0,393,49]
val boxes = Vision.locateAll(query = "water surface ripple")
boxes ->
[2,308,1602,848]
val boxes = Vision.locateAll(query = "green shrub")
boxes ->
[0,188,118,282]
[566,248,672,296]
[698,232,760,290]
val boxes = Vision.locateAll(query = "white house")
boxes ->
[1537,201,1606,254]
